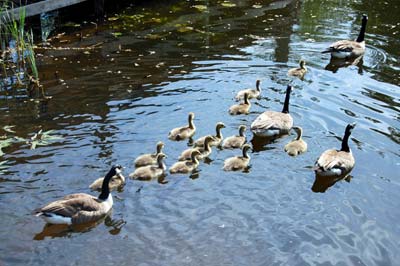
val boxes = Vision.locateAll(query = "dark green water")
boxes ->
[1,0,399,265]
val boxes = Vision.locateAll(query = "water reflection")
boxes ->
[311,174,352,193]
[324,56,364,74]
[33,215,126,240]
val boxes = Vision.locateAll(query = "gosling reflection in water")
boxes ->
[33,215,126,240]
[312,175,352,193]
[325,56,364,74]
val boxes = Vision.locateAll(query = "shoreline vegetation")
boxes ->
[0,1,49,103]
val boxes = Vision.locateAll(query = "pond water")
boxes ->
[1,0,400,265]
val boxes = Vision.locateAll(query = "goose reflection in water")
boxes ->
[33,215,126,240]
[325,56,364,74]
[311,175,352,193]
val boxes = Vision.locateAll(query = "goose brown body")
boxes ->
[251,85,293,137]
[314,123,356,178]
[34,165,122,225]
[322,15,368,59]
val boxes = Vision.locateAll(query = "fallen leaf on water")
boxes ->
[192,5,207,11]
[221,1,236,7]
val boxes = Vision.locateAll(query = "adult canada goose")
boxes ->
[168,112,196,141]
[222,125,247,149]
[229,92,251,115]
[288,60,307,79]
[235,80,261,100]
[223,144,252,171]
[179,136,213,161]
[170,150,201,174]
[194,122,225,147]
[134,141,164,167]
[284,126,307,156]
[89,171,126,191]
[251,85,293,137]
[314,123,356,178]
[130,153,167,181]
[34,165,123,225]
[322,15,368,59]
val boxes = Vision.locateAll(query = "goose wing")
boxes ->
[251,111,292,131]
[323,40,363,53]
[315,149,354,173]
[36,195,102,218]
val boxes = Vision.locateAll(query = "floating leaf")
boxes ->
[108,17,119,21]
[252,4,263,8]
[112,32,123,37]
[192,5,207,11]
[3,125,16,133]
[221,1,236,7]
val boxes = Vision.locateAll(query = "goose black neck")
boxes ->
[98,169,114,200]
[340,129,351,152]
[282,86,292,113]
[356,16,367,42]
[256,80,261,91]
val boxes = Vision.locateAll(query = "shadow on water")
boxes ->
[311,174,353,193]
[324,56,364,74]
[33,215,126,240]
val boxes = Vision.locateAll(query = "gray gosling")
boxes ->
[168,112,196,141]
[179,136,213,161]
[194,122,225,147]
[284,126,307,156]
[170,150,201,174]
[134,141,164,167]
[235,80,261,100]
[229,92,251,115]
[130,153,167,181]
[222,125,247,149]
[288,60,307,80]
[223,144,252,171]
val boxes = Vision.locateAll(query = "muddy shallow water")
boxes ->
[1,0,400,265]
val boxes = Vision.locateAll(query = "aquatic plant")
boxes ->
[0,1,44,100]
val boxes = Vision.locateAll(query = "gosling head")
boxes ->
[242,144,252,152]
[299,60,306,68]
[156,141,165,152]
[188,112,195,120]
[239,125,247,136]
[216,122,226,130]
